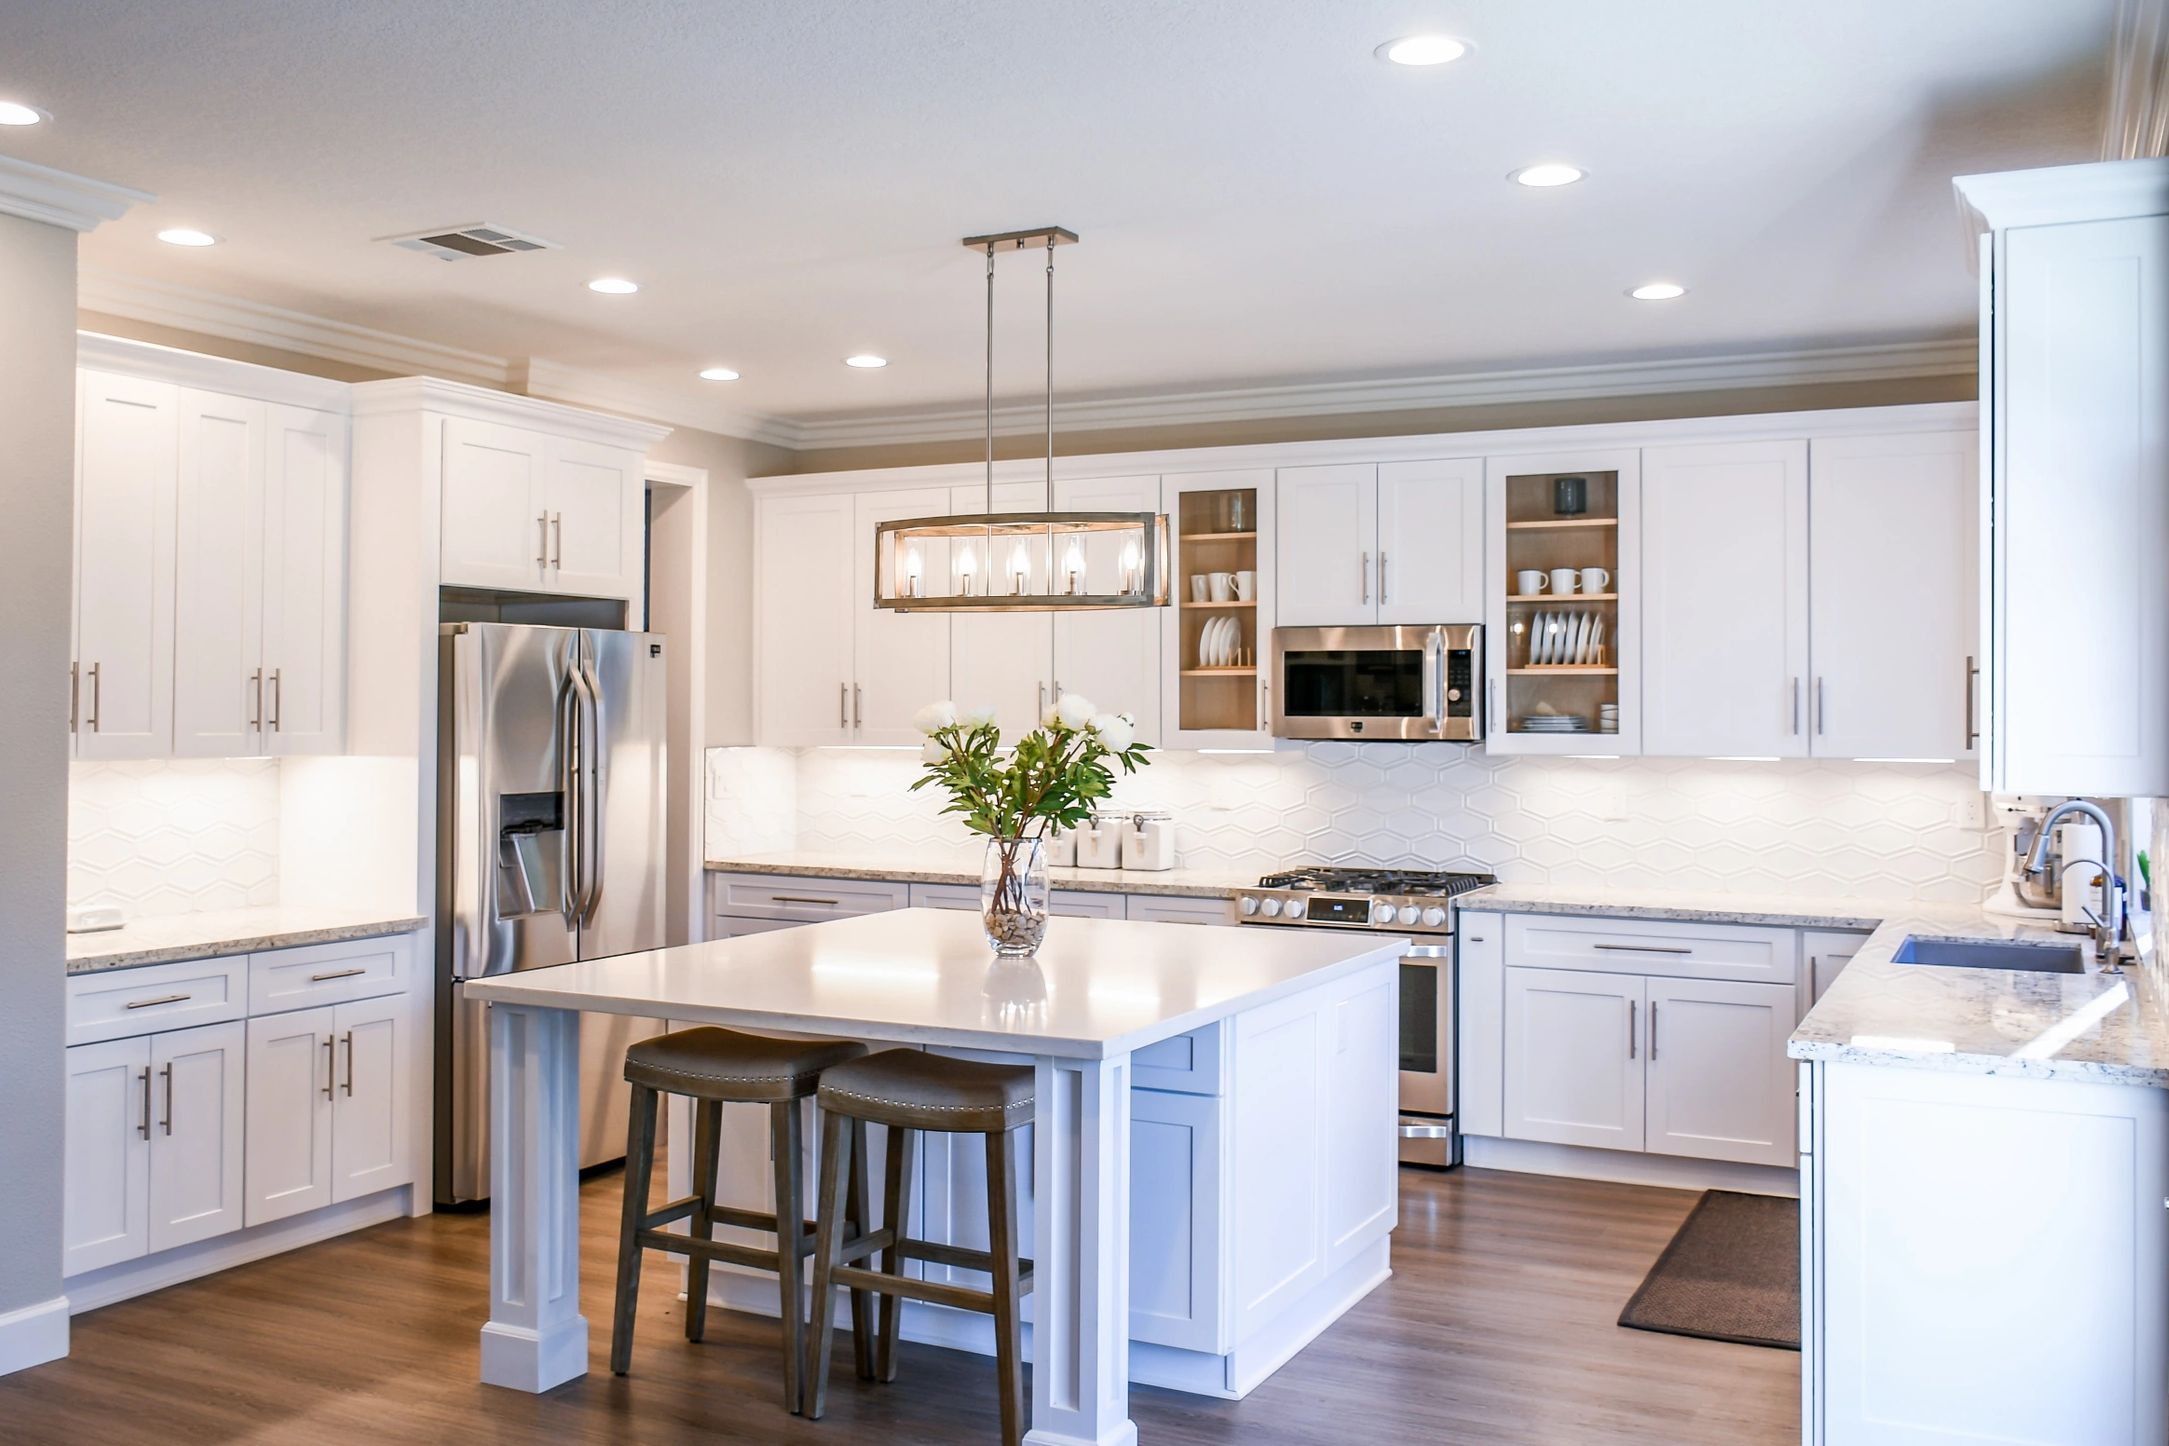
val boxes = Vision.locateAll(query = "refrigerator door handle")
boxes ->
[558,652,588,927]
[577,648,606,925]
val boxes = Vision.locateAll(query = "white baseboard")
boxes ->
[0,1295,70,1377]
[65,1187,413,1314]
[1460,1136,1799,1196]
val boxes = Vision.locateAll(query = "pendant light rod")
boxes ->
[984,241,995,515]
[1045,232,1055,509]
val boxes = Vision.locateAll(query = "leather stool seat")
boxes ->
[625,1026,867,1102]
[816,1049,1033,1133]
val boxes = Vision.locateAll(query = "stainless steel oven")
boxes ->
[1397,941,1458,1168]
[1270,624,1484,741]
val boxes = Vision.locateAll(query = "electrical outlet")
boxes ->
[1962,791,1987,830]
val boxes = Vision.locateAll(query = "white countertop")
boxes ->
[706,850,1251,899]
[463,907,1406,1058]
[66,906,428,974]
[1461,882,1886,930]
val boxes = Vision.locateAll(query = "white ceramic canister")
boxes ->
[1119,812,1176,871]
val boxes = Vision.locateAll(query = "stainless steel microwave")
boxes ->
[1270,624,1485,741]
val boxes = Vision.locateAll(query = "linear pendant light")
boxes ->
[872,226,1170,613]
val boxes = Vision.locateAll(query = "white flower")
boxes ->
[1053,692,1096,730]
[959,704,999,729]
[1090,713,1135,753]
[912,700,957,735]
[920,738,949,765]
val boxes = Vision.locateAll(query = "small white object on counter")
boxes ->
[1073,814,1123,869]
[67,905,126,934]
[1118,812,1176,871]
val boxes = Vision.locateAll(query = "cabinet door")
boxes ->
[1275,463,1377,625]
[1802,929,1869,1005]
[1502,967,1644,1151]
[1994,215,2169,795]
[440,416,546,590]
[540,437,643,601]
[1455,915,1505,1138]
[1052,474,1163,743]
[1643,978,1797,1167]
[75,371,178,759]
[171,389,266,758]
[245,1006,336,1226]
[1377,458,1484,624]
[1129,1089,1224,1352]
[853,489,952,744]
[949,482,1053,738]
[63,1037,151,1276]
[1809,431,1975,760]
[332,995,412,1202]
[1641,440,1810,758]
[261,404,348,756]
[755,492,856,746]
[147,1020,247,1252]
[1322,965,1398,1275]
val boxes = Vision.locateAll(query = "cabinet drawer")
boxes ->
[1125,894,1233,926]
[1132,1022,1226,1095]
[1504,913,1797,985]
[713,872,910,921]
[907,881,978,911]
[68,956,248,1046]
[250,935,410,1014]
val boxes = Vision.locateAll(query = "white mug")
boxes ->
[1550,567,1580,595]
[1208,572,1235,602]
[1233,570,1256,601]
[1580,566,1611,593]
[1190,575,1209,602]
[1516,569,1549,594]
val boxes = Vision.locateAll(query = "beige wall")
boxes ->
[784,371,1976,474]
[3,213,80,1326]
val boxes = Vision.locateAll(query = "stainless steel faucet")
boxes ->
[2024,799,2125,962]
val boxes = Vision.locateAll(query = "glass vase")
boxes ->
[981,836,1050,956]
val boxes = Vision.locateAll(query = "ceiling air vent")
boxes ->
[378,223,560,261]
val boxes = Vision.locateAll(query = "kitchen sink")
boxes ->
[1891,936,2088,974]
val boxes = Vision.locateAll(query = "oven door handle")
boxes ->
[1401,943,1455,958]
[1423,627,1445,735]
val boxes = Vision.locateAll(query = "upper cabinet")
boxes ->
[439,417,645,603]
[1164,468,1274,748]
[949,480,1053,738]
[1959,159,2169,797]
[1053,474,1164,740]
[75,349,350,761]
[1277,459,1482,626]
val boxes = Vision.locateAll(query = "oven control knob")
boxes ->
[1420,906,1448,928]
[1285,897,1306,919]
[1370,900,1397,925]
[1447,688,1464,703]
[1237,894,1259,916]
[1261,896,1283,917]
[1397,904,1421,925]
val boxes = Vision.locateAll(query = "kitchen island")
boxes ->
[463,908,1405,1446]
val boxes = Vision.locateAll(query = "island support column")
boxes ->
[1029,1052,1137,1446]
[480,1002,589,1391]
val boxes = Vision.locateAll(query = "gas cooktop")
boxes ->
[1238,865,1497,934]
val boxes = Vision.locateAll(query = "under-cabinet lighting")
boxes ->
[1855,758,1957,765]
[1565,754,1621,760]
[1197,748,1274,755]
[1709,756,1781,763]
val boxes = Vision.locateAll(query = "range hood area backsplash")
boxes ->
[708,745,1999,906]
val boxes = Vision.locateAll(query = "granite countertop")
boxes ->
[1462,883,2169,1089]
[707,850,1251,900]
[67,906,428,975]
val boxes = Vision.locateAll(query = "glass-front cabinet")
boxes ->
[1160,468,1274,748]
[1483,448,1642,755]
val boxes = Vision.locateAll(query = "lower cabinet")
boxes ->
[64,1020,247,1275]
[1802,928,1870,1005]
[244,995,412,1227]
[1501,967,1643,1152]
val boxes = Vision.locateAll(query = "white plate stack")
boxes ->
[1598,702,1619,734]
[1519,713,1591,734]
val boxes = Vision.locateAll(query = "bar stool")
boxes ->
[611,1025,874,1414]
[805,1049,1035,1446]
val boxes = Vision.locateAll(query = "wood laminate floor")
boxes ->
[0,1165,1798,1444]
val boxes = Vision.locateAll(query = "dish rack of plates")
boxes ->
[1501,467,1623,738]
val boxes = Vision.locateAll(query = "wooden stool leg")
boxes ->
[876,1124,917,1383]
[847,1118,876,1380]
[770,1100,807,1415]
[804,1105,855,1420]
[684,1098,722,1343]
[985,1127,1027,1446]
[609,1083,659,1376]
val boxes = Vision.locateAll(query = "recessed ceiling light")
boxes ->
[1629,281,1687,301]
[587,277,639,295]
[1511,163,1586,188]
[697,366,740,382]
[155,227,221,247]
[0,100,48,126]
[1376,35,1469,66]
[844,354,888,369]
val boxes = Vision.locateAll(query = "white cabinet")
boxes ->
[1642,978,1797,1168]
[1455,913,1506,1138]
[260,404,349,755]
[328,994,412,1203]
[440,416,644,602]
[243,995,412,1226]
[1502,966,1643,1151]
[63,1036,152,1275]
[1808,431,1975,761]
[1052,473,1164,740]
[950,481,1053,737]
[754,491,856,746]
[1277,459,1483,626]
[1961,161,2169,797]
[1802,929,1870,1005]
[1164,468,1275,748]
[73,370,178,758]
[851,489,952,743]
[1127,1089,1223,1351]
[1641,439,1810,758]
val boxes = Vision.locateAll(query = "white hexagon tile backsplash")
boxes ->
[707,744,1999,905]
[69,760,282,917]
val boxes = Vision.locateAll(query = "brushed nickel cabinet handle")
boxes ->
[770,894,841,906]
[1627,1000,1637,1061]
[160,1064,173,1135]
[68,662,78,732]
[1815,676,1826,736]
[124,993,191,1010]
[1594,942,1692,955]
[138,1068,151,1139]
[853,684,863,729]
[87,662,101,733]
[249,668,264,729]
[268,668,282,732]
[322,1036,335,1099]
[1649,1002,1659,1061]
[341,1031,355,1097]
[309,967,367,982]
[840,682,849,728]
[551,512,563,569]
[1360,551,1370,605]
[537,512,549,566]
[1791,677,1801,735]
[1379,552,1388,603]
[1964,654,1979,749]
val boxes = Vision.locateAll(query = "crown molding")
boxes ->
[350,375,671,450]
[1955,156,2169,235]
[2106,0,2169,161]
[78,331,351,411]
[0,154,150,232]
[783,339,1977,449]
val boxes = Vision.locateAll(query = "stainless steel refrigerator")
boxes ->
[434,622,667,1206]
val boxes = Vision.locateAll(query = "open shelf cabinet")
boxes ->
[1161,469,1274,747]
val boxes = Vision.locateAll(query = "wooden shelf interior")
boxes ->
[1178,486,1263,732]
[1503,469,1621,732]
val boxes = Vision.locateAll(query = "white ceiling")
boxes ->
[4,0,2119,437]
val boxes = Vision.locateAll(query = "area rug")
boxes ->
[1617,1189,1800,1349]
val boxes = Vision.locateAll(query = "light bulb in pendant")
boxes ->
[1009,542,1031,594]
[1064,542,1086,594]
[957,544,977,595]
[1119,539,1141,593]
[903,547,923,598]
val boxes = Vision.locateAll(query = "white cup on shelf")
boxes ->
[1189,575,1209,602]
[1234,570,1256,601]
[1580,566,1611,594]
[1516,569,1549,594]
[1549,567,1580,595]
[1208,572,1235,602]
